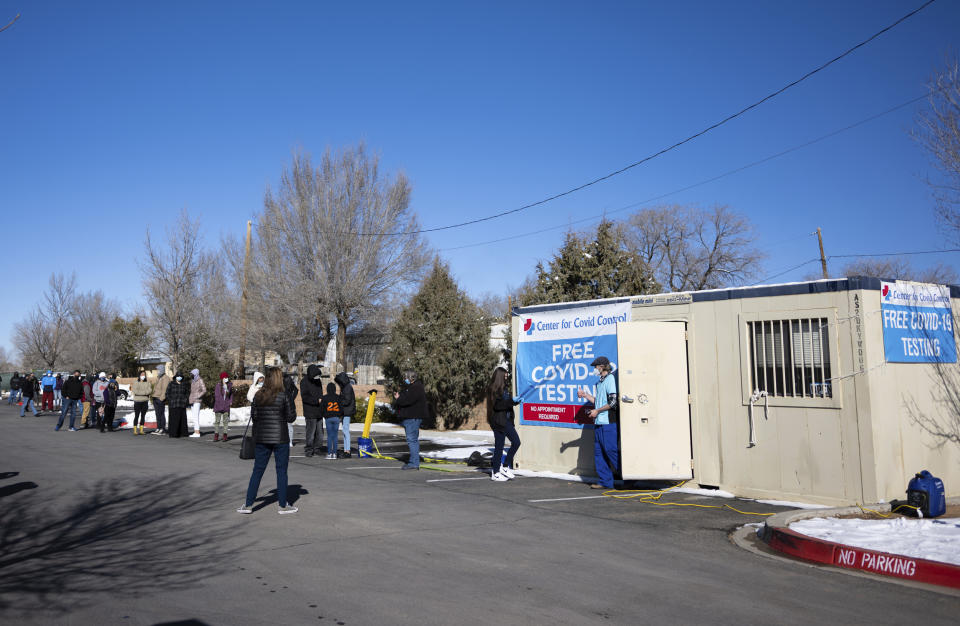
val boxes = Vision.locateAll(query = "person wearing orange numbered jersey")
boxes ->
[320,382,343,459]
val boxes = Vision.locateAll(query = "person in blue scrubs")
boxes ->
[578,356,620,490]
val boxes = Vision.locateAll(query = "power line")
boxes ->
[365,0,938,237]
[442,87,936,253]
[831,248,960,259]
[752,248,960,285]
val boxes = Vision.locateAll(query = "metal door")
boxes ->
[616,321,692,479]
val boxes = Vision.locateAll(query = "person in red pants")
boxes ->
[41,370,56,411]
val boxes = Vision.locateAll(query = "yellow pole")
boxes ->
[361,390,377,439]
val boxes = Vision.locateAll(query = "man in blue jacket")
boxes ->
[578,356,620,490]
[41,370,56,412]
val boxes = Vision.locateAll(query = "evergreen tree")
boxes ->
[531,220,659,304]
[382,259,497,429]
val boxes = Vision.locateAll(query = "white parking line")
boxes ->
[344,466,402,470]
[528,495,607,503]
[426,477,490,483]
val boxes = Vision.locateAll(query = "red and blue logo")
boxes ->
[882,284,891,301]
[523,318,534,335]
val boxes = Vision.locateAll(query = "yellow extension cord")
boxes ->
[360,436,471,473]
[857,503,921,518]
[358,440,882,519]
[600,480,775,517]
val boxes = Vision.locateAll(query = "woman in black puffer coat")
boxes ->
[238,367,297,515]
[165,371,191,438]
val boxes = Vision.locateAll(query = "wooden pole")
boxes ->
[238,220,252,378]
[817,228,828,279]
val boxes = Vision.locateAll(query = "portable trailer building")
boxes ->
[510,277,960,506]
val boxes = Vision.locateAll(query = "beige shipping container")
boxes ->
[511,277,960,506]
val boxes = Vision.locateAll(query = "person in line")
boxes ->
[213,372,233,442]
[247,371,265,404]
[321,382,343,459]
[101,379,119,432]
[56,370,83,432]
[165,371,191,438]
[283,367,299,448]
[488,365,523,482]
[54,372,63,410]
[41,370,56,412]
[334,372,356,458]
[237,367,298,515]
[80,375,94,428]
[299,365,325,457]
[151,365,170,435]
[92,372,108,429]
[131,370,152,435]
[19,373,39,417]
[577,356,620,490]
[393,371,427,470]
[188,368,206,438]
[7,372,20,405]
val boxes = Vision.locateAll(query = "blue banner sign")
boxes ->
[516,301,631,428]
[881,281,956,363]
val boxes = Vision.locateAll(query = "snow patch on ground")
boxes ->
[675,487,735,498]
[426,446,493,461]
[790,516,960,566]
[754,499,830,510]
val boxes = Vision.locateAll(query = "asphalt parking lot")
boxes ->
[1,401,958,625]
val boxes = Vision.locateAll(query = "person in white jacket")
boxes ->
[188,369,206,438]
[247,371,265,403]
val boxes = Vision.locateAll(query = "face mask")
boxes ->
[176,376,183,382]
[403,378,411,385]
[593,367,602,377]
[140,375,146,381]
[223,378,229,384]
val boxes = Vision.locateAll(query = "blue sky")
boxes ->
[2,1,958,357]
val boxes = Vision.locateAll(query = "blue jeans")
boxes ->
[341,415,351,453]
[402,418,421,468]
[493,420,521,473]
[245,443,290,507]
[593,423,621,488]
[8,389,20,404]
[20,396,38,417]
[325,417,340,453]
[58,398,79,429]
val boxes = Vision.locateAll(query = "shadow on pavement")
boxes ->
[0,481,38,499]
[251,484,308,511]
[0,475,234,614]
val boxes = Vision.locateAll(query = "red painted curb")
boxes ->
[764,525,960,589]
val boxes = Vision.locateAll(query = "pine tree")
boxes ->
[531,220,659,303]
[382,259,498,429]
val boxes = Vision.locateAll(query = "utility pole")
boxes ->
[817,227,828,279]
[238,220,252,378]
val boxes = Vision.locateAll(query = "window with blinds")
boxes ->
[747,318,832,398]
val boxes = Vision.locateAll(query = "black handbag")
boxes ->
[239,415,255,460]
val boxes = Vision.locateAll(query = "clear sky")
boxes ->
[2,0,959,357]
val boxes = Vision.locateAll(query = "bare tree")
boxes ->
[624,205,764,291]
[245,145,430,371]
[12,273,77,369]
[0,346,19,371]
[914,58,960,246]
[840,257,958,284]
[64,292,124,374]
[141,210,204,372]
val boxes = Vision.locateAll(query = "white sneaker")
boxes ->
[499,466,516,479]
[236,504,253,514]
[491,471,509,482]
[278,505,298,514]
[189,432,201,438]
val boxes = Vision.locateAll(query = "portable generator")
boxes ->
[906,470,946,518]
